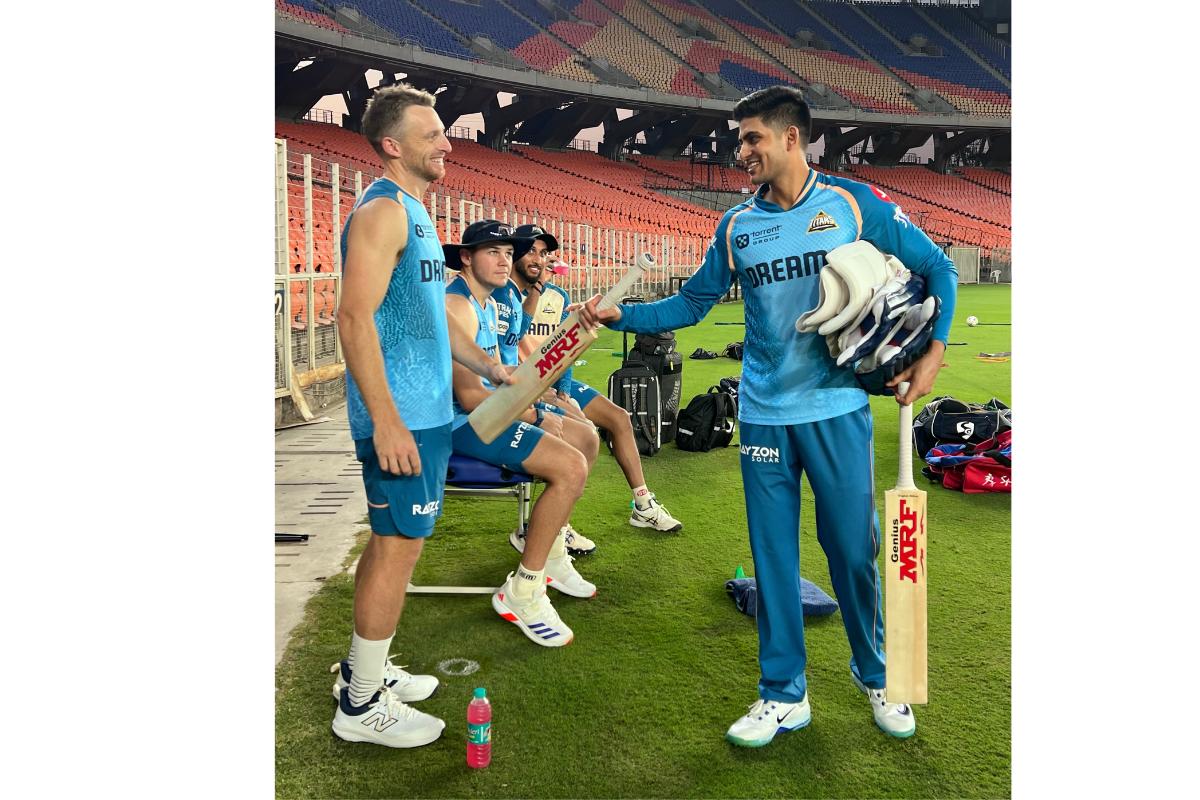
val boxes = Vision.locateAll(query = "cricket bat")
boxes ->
[467,253,652,444]
[885,381,928,704]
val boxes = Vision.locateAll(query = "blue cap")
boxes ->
[473,687,487,698]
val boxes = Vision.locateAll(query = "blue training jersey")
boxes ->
[525,282,574,393]
[446,274,499,419]
[491,278,528,367]
[341,178,453,439]
[609,169,958,426]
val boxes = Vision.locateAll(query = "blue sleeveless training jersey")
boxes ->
[609,169,958,426]
[490,278,528,366]
[341,178,453,439]
[446,274,499,418]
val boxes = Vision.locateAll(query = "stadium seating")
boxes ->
[306,0,1008,114]
[335,0,477,59]
[961,167,1010,195]
[278,117,1009,264]
[844,164,1010,254]
[688,0,919,113]
[555,0,708,96]
[275,0,351,34]
[631,154,751,193]
[918,5,1010,78]
[808,0,1009,116]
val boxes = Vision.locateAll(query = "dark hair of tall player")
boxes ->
[731,85,811,199]
[511,224,683,539]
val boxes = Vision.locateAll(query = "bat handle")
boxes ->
[897,381,916,490]
[595,253,652,312]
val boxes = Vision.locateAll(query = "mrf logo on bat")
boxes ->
[534,323,584,378]
[891,500,922,583]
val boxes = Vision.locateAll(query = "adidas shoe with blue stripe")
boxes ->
[492,573,574,647]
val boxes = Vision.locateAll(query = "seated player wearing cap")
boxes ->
[510,224,683,537]
[489,227,597,558]
[443,220,600,647]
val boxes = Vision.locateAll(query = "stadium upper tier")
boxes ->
[277,120,1009,262]
[278,0,1009,116]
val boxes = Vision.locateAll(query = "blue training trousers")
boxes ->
[739,405,886,703]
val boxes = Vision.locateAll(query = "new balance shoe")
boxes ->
[851,673,916,738]
[630,496,683,532]
[331,685,445,748]
[509,527,527,554]
[562,523,596,556]
[492,573,574,647]
[725,695,811,748]
[544,553,597,598]
[329,656,438,703]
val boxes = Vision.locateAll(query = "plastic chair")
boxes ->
[405,454,536,596]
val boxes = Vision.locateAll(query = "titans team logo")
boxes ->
[734,233,750,249]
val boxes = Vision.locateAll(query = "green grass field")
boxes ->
[275,284,1011,799]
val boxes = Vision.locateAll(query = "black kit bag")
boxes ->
[626,332,683,443]
[675,386,737,452]
[913,396,1011,462]
[607,362,662,456]
[718,375,741,415]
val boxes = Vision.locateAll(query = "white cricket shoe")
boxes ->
[509,526,527,554]
[725,695,811,748]
[544,553,597,598]
[492,573,574,647]
[562,523,596,556]
[331,685,445,748]
[329,656,438,703]
[852,673,916,738]
[630,496,683,532]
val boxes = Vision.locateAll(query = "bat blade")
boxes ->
[885,484,927,704]
[467,254,652,444]
[885,381,928,705]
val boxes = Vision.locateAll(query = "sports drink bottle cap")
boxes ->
[474,687,487,699]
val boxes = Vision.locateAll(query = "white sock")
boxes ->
[347,631,393,708]
[633,485,653,509]
[549,530,567,560]
[512,563,544,600]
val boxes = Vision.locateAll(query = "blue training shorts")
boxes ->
[452,418,544,472]
[564,379,601,411]
[355,423,452,538]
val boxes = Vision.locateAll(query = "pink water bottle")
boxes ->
[467,687,492,768]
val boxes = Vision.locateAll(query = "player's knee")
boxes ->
[556,450,588,497]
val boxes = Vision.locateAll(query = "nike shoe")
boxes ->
[492,573,574,647]
[630,496,683,532]
[851,673,916,738]
[562,523,596,556]
[509,527,527,554]
[544,553,597,598]
[725,695,811,748]
[331,685,445,748]
[329,656,438,703]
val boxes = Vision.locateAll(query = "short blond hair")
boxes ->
[361,83,437,158]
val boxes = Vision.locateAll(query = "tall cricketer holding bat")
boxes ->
[580,86,955,745]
